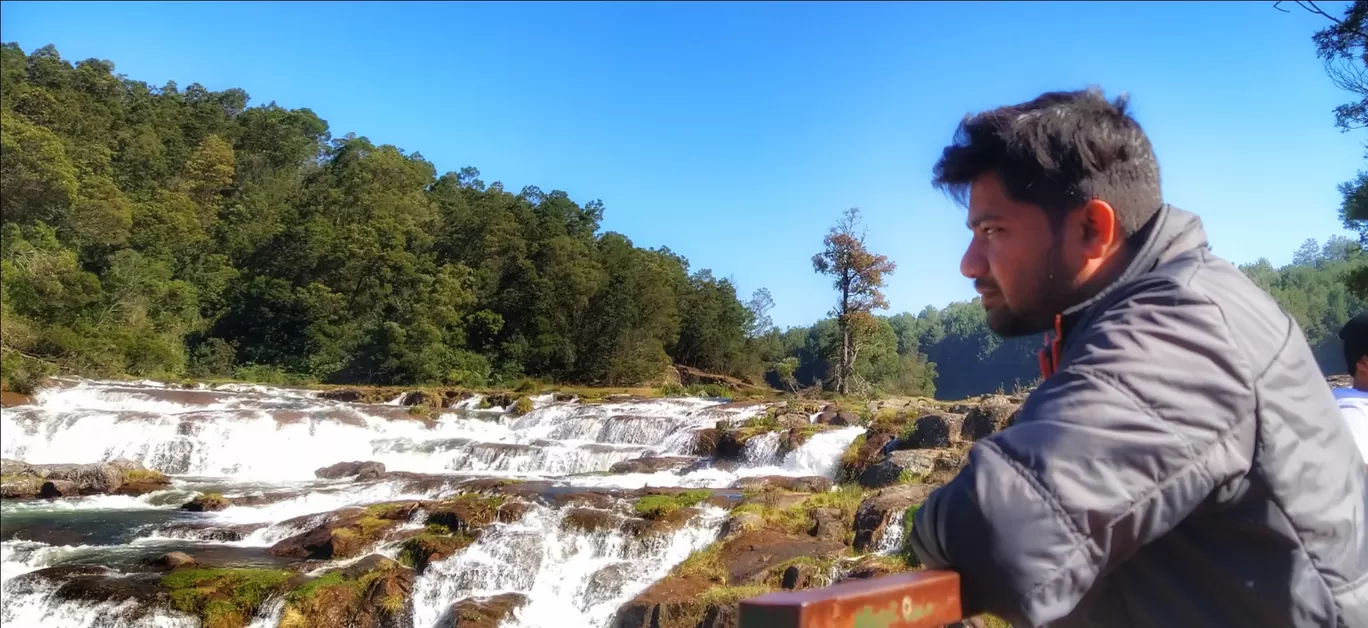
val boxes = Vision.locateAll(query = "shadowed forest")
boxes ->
[3,42,1365,400]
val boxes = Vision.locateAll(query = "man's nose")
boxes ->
[961,237,986,280]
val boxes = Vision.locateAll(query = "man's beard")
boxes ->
[981,248,1076,338]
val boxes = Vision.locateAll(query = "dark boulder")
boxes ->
[315,460,387,480]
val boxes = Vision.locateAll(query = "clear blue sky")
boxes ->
[1,1,1361,328]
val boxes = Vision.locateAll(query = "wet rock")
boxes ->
[282,555,415,628]
[443,389,476,405]
[616,530,845,628]
[838,432,894,482]
[623,507,703,539]
[438,592,528,628]
[315,460,387,480]
[482,393,514,409]
[732,475,833,493]
[41,566,168,610]
[723,529,847,584]
[159,566,301,628]
[737,489,810,511]
[585,563,631,608]
[780,425,834,456]
[426,494,509,533]
[27,462,125,494]
[319,388,367,403]
[383,470,468,495]
[780,562,824,590]
[614,576,715,628]
[815,409,859,426]
[268,503,419,560]
[960,395,1021,441]
[0,390,34,407]
[40,479,80,498]
[1,474,43,498]
[770,412,812,430]
[182,493,232,512]
[145,551,197,570]
[154,521,261,543]
[562,508,624,534]
[808,507,845,541]
[399,533,475,574]
[719,512,765,540]
[609,456,696,474]
[115,468,173,496]
[858,449,942,488]
[699,604,739,628]
[834,555,910,584]
[399,390,435,407]
[691,428,720,456]
[0,458,33,476]
[852,484,935,552]
[714,430,754,461]
[106,458,146,471]
[899,413,965,449]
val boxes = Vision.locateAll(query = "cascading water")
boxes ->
[0,378,865,627]
[874,508,907,555]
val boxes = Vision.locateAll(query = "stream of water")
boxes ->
[0,378,863,628]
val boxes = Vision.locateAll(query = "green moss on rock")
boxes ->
[632,490,711,520]
[161,568,294,628]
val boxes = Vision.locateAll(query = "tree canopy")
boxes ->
[1,42,1362,400]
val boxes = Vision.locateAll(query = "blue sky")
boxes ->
[1,1,1361,328]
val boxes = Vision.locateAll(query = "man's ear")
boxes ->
[1079,199,1120,260]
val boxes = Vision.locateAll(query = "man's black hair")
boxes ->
[1340,312,1368,376]
[931,86,1164,237]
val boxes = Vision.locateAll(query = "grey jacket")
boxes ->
[909,205,1368,628]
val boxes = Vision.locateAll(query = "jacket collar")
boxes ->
[1037,204,1209,379]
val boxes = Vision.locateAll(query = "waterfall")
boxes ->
[411,504,726,627]
[743,431,783,466]
[0,378,863,628]
[874,508,907,555]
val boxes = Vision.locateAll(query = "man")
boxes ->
[1336,312,1368,463]
[907,88,1368,628]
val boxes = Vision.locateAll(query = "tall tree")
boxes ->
[1284,0,1368,294]
[745,288,775,338]
[811,207,896,395]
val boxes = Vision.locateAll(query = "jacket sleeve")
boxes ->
[908,280,1257,626]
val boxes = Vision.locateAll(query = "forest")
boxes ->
[1,42,1365,400]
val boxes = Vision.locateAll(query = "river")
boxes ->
[0,378,864,627]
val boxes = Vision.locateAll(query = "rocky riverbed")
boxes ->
[0,377,1021,627]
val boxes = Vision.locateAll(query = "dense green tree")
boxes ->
[0,43,772,390]
[0,42,1360,401]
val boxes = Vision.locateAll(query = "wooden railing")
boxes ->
[738,570,964,628]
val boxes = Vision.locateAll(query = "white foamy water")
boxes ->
[570,425,865,490]
[0,378,862,628]
[875,508,907,555]
[412,503,726,628]
[1,542,107,585]
[1,380,763,481]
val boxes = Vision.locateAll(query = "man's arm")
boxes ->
[909,285,1257,626]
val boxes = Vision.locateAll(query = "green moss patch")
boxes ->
[632,490,711,520]
[397,532,476,573]
[161,568,294,628]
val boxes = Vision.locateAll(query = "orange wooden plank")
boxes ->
[738,570,963,628]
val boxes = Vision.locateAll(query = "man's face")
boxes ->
[960,173,1085,337]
